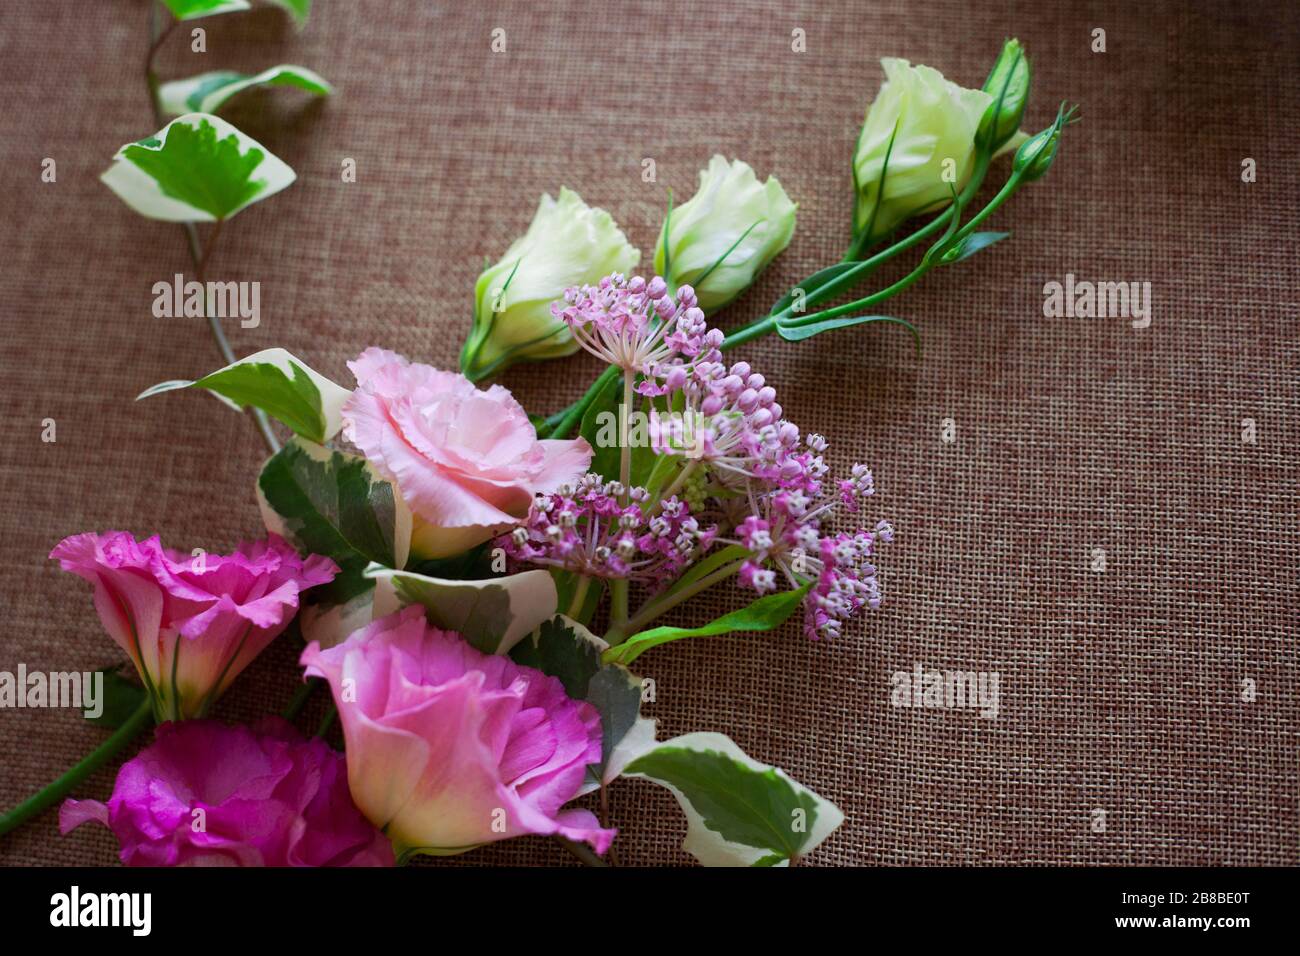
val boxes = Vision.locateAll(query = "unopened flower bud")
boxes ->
[977,38,1030,153]
[853,59,993,244]
[461,188,638,381]
[654,156,796,313]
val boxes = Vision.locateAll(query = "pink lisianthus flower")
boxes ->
[301,606,615,857]
[60,718,393,867]
[341,347,592,559]
[50,532,337,720]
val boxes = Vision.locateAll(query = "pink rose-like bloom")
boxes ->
[61,718,393,867]
[301,606,615,856]
[50,532,337,719]
[342,347,593,558]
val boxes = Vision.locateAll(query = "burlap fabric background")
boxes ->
[1,0,1295,867]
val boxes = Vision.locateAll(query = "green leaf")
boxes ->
[404,543,496,581]
[580,373,624,483]
[161,0,250,20]
[776,313,921,356]
[264,0,311,27]
[258,437,409,572]
[641,452,684,503]
[628,396,659,487]
[658,190,674,285]
[511,616,655,785]
[158,65,332,117]
[660,543,749,600]
[691,218,765,287]
[84,668,146,729]
[509,616,601,698]
[549,568,601,626]
[603,581,811,666]
[940,230,1010,264]
[854,117,900,244]
[586,664,653,783]
[137,348,351,444]
[102,113,294,222]
[768,261,858,317]
[258,439,410,652]
[625,732,844,866]
[297,583,377,651]
[365,564,557,656]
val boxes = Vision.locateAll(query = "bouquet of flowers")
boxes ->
[0,0,1072,867]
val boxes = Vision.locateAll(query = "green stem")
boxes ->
[314,703,338,739]
[555,835,609,867]
[610,579,629,629]
[729,171,1026,347]
[565,574,593,618]
[545,365,617,440]
[538,138,1013,439]
[656,459,697,508]
[609,558,749,644]
[144,3,279,458]
[618,367,633,490]
[0,697,153,839]
[281,678,321,721]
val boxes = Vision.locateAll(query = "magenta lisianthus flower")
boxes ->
[341,347,592,559]
[50,531,337,720]
[301,605,615,857]
[60,718,393,867]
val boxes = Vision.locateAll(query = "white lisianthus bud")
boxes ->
[653,156,797,314]
[978,38,1031,154]
[852,59,993,245]
[460,187,639,381]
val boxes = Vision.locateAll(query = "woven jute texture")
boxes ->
[1,0,1296,867]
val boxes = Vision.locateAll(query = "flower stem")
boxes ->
[0,697,153,839]
[618,367,634,490]
[545,365,617,440]
[281,677,320,721]
[314,703,338,739]
[539,141,1009,435]
[144,2,279,458]
[609,558,749,643]
[656,459,697,508]
[566,574,593,619]
[554,835,609,867]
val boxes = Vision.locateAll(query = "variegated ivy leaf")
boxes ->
[296,582,378,651]
[264,0,311,26]
[258,437,412,618]
[510,616,656,787]
[137,348,351,445]
[257,439,410,570]
[102,113,294,222]
[162,0,251,19]
[626,732,844,867]
[364,564,557,656]
[158,65,332,117]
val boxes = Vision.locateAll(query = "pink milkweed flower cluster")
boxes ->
[501,474,717,586]
[301,606,615,858]
[50,531,337,719]
[513,272,894,641]
[730,454,894,641]
[60,718,392,867]
[555,274,717,371]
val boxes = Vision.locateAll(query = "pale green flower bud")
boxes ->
[460,187,639,381]
[1014,114,1066,182]
[977,39,1031,155]
[653,156,797,314]
[852,58,993,244]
